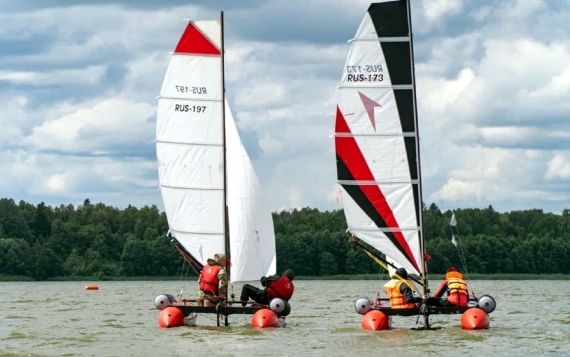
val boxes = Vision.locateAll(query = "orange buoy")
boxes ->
[461,307,490,330]
[361,310,390,331]
[158,307,185,328]
[85,285,99,290]
[251,309,278,328]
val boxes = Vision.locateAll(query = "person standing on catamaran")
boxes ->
[240,269,295,306]
[383,268,425,309]
[196,253,228,307]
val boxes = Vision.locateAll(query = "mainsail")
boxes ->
[335,0,425,277]
[157,20,224,267]
[156,17,275,282]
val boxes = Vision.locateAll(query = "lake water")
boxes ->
[1,280,569,356]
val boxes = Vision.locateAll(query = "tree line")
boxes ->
[0,198,568,280]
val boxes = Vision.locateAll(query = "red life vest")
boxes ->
[199,264,221,295]
[267,276,294,301]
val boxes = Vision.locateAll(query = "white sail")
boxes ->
[225,100,277,283]
[156,20,225,266]
[157,18,276,280]
[335,1,424,276]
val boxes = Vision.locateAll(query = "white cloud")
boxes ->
[258,134,283,156]
[45,175,67,193]
[421,0,464,28]
[23,97,155,154]
[0,66,106,85]
[545,154,570,180]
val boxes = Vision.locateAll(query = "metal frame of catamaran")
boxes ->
[156,11,278,327]
[335,0,473,330]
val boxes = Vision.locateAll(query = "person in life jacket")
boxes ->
[239,269,295,307]
[196,253,228,307]
[428,267,470,307]
[383,267,425,309]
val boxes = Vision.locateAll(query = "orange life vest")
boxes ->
[267,276,294,301]
[383,279,417,309]
[445,271,463,280]
[199,264,221,295]
[446,277,468,306]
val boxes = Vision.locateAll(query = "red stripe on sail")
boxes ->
[175,23,221,55]
[335,106,420,272]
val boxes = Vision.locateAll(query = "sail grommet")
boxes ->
[477,294,496,314]
[354,297,373,315]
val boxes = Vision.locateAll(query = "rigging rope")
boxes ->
[449,215,477,299]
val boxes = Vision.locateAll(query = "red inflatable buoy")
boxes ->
[85,285,99,290]
[361,310,390,331]
[251,309,278,328]
[461,307,490,330]
[158,307,185,328]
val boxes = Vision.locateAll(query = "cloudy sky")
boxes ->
[1,0,569,215]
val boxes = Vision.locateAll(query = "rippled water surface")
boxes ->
[1,280,569,356]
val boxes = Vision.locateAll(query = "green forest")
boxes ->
[0,197,569,281]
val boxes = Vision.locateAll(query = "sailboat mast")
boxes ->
[405,0,429,327]
[220,11,230,276]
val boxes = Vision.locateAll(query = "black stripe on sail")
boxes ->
[368,1,412,85]
[381,42,412,85]
[404,136,420,224]
[368,1,420,227]
[394,89,415,134]
[336,153,416,266]
[367,1,408,37]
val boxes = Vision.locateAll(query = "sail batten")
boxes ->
[335,0,424,276]
[349,37,409,43]
[339,180,419,185]
[334,132,417,137]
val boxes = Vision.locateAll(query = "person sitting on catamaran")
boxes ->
[196,253,228,307]
[428,267,469,307]
[383,267,425,309]
[239,269,295,307]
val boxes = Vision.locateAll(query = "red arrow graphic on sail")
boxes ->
[358,91,381,131]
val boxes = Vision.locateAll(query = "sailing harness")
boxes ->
[199,264,221,295]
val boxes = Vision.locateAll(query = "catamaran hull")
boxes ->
[461,308,490,330]
[158,306,185,328]
[356,303,493,330]
[154,295,291,328]
[361,310,390,331]
[251,309,279,328]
